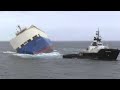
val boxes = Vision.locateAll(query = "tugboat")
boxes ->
[63,29,120,60]
[10,25,53,54]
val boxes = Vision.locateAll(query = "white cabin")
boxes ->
[10,25,48,50]
[82,29,109,53]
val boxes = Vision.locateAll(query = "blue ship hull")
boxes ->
[17,36,53,54]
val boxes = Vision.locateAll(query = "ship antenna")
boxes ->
[98,28,99,38]
[95,27,101,42]
[18,25,21,31]
[96,28,100,39]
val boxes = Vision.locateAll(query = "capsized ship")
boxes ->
[10,25,53,54]
[63,29,120,60]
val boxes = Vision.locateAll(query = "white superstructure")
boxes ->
[82,29,109,53]
[10,25,48,50]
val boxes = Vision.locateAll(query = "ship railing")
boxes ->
[16,28,27,36]
[29,25,45,33]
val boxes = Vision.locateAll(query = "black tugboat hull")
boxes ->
[97,49,120,60]
[63,54,81,59]
[63,49,120,60]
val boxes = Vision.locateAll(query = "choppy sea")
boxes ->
[1,41,120,79]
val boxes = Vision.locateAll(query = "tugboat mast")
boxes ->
[63,29,120,60]
[97,28,99,38]
[95,28,101,42]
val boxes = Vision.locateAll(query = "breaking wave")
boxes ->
[3,51,16,54]
[3,51,62,59]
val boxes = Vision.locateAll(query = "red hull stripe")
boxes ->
[34,46,53,54]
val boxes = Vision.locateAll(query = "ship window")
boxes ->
[33,35,38,39]
[24,41,28,45]
[28,39,31,42]
[92,42,97,46]
[21,44,24,47]
[38,34,40,37]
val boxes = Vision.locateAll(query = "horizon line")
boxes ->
[1,40,120,42]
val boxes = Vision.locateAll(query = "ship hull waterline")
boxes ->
[16,36,53,54]
[63,49,120,60]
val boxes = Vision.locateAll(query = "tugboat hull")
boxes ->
[97,49,120,60]
[63,30,120,60]
[63,49,120,60]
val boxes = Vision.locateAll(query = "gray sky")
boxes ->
[1,11,120,41]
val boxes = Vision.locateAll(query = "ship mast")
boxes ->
[96,28,99,39]
[18,25,21,31]
[98,28,99,38]
[94,28,101,42]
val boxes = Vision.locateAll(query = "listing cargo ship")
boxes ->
[63,29,120,60]
[10,25,53,54]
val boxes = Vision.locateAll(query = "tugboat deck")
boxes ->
[63,29,120,60]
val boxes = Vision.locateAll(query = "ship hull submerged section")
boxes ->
[10,25,53,54]
[17,36,53,54]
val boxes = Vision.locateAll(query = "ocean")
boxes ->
[1,41,120,79]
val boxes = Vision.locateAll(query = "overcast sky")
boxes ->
[0,11,120,41]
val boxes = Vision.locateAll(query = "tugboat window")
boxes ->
[92,42,97,46]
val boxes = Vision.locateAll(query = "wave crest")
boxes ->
[3,51,62,59]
